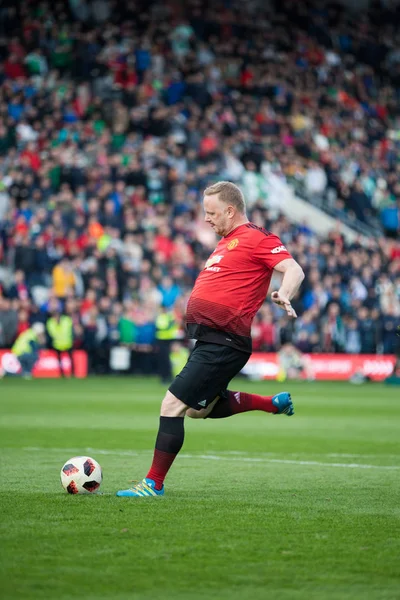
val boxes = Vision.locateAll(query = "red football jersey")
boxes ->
[186,223,293,352]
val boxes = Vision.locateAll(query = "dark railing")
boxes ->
[290,179,383,239]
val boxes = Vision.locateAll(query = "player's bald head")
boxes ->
[204,181,246,215]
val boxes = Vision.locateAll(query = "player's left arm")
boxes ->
[252,234,305,318]
[272,258,305,318]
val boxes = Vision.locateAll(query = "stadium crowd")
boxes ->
[0,0,399,372]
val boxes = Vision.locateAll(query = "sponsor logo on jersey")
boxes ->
[271,245,287,254]
[205,254,224,268]
[206,266,221,272]
[227,238,239,251]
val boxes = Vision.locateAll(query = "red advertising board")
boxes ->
[1,349,395,381]
[241,353,396,381]
[0,349,88,378]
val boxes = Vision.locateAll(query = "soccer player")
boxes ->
[117,181,305,497]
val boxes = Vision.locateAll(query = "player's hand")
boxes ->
[271,291,297,318]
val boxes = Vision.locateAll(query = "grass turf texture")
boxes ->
[0,378,399,600]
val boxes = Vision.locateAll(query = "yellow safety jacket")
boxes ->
[155,312,178,341]
[12,329,38,356]
[46,316,73,351]
[170,346,189,378]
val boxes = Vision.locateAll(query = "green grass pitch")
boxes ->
[1,377,399,600]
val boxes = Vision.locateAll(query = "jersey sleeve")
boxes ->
[252,233,293,269]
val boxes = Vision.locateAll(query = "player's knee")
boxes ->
[186,407,208,419]
[160,391,187,417]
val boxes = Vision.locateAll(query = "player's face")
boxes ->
[203,194,231,236]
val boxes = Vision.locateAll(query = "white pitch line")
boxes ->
[20,447,400,471]
[180,454,400,470]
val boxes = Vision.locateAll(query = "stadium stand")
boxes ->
[0,0,399,373]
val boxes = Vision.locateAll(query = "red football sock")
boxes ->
[146,449,178,490]
[228,390,278,414]
[145,416,185,489]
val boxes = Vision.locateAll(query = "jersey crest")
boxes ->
[227,238,239,251]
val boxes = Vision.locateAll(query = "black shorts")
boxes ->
[169,341,249,411]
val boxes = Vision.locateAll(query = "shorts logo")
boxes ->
[271,245,286,254]
[227,238,239,251]
[198,399,207,407]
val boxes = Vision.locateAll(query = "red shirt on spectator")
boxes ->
[306,46,324,66]
[77,233,90,251]
[155,233,175,260]
[390,244,400,260]
[125,68,138,88]
[20,148,41,171]
[4,58,26,80]
[200,134,218,156]
[8,40,25,59]
[16,282,29,301]
[375,104,388,121]
[240,68,254,87]
[252,321,277,351]
[16,315,30,337]
[15,217,29,237]
[23,21,40,44]
[80,298,96,316]
[73,97,85,119]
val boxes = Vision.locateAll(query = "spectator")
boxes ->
[46,309,74,377]
[381,307,399,355]
[0,297,18,348]
[155,306,179,383]
[357,307,378,354]
[7,270,30,302]
[52,258,76,301]
[170,342,190,378]
[305,161,327,201]
[321,303,345,353]
[252,310,277,351]
[158,276,182,309]
[344,317,362,354]
[132,309,156,375]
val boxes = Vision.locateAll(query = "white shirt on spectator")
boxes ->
[16,123,38,143]
[350,278,368,302]
[0,188,9,221]
[305,165,327,196]
[241,170,268,208]
[223,152,244,182]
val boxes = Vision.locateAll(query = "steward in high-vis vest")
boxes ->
[9,322,45,377]
[170,342,190,378]
[155,308,179,383]
[46,313,74,377]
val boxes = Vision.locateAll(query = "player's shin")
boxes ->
[145,416,185,489]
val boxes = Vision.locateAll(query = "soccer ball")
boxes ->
[60,456,103,494]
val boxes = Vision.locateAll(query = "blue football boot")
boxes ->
[116,478,164,497]
[272,391,294,416]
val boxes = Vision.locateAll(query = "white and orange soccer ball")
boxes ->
[60,456,102,494]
